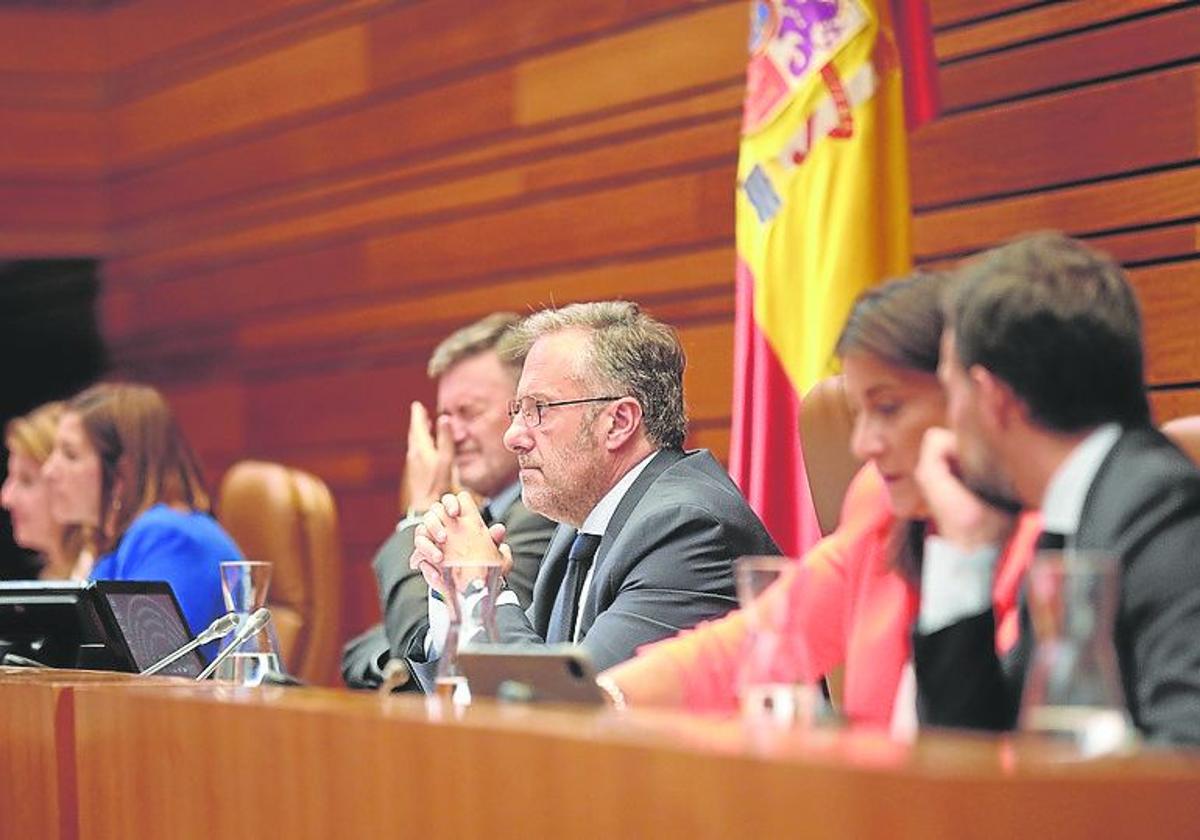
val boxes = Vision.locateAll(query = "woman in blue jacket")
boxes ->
[43,382,242,648]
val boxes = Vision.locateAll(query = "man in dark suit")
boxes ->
[410,301,779,672]
[912,232,1200,744]
[341,314,555,689]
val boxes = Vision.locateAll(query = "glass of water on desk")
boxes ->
[217,560,281,686]
[735,556,829,727]
[434,560,502,705]
[1019,550,1136,757]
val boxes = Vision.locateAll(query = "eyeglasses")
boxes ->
[506,395,623,428]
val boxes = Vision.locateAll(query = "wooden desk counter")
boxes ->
[0,668,158,840]
[67,682,1200,840]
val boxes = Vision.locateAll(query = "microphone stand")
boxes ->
[196,608,272,682]
[141,612,239,677]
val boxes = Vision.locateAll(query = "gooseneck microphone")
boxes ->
[140,612,240,676]
[195,607,272,681]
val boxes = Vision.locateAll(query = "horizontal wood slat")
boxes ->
[932,0,1052,30]
[109,25,372,168]
[230,247,733,358]
[110,80,743,245]
[935,0,1180,62]
[1151,387,1200,424]
[103,0,337,73]
[0,72,106,110]
[938,4,1200,112]
[913,164,1200,259]
[0,109,106,177]
[911,65,1200,209]
[0,182,107,228]
[106,70,518,220]
[0,10,103,73]
[368,0,724,94]
[105,114,739,286]
[514,2,746,126]
[1131,259,1200,386]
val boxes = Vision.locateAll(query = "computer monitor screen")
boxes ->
[0,580,204,676]
[94,581,205,677]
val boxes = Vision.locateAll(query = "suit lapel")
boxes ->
[1074,429,1129,551]
[578,448,688,633]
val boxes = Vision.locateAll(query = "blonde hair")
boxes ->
[6,401,91,565]
[6,401,63,463]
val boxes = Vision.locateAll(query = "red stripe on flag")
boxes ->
[890,0,941,129]
[730,258,823,558]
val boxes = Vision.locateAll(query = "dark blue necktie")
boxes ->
[546,533,602,644]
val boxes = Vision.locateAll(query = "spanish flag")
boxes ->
[730,0,939,555]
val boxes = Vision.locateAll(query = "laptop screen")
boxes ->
[93,582,207,677]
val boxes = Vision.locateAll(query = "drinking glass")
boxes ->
[217,560,281,686]
[735,556,828,726]
[433,560,502,705]
[1018,550,1136,757]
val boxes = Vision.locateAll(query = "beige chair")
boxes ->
[1162,416,1200,466]
[799,375,862,537]
[216,461,343,686]
[797,375,861,710]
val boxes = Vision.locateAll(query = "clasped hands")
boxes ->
[409,491,513,598]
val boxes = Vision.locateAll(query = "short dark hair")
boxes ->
[945,232,1150,432]
[836,271,953,376]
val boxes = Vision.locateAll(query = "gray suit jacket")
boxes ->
[488,448,780,672]
[914,427,1200,744]
[341,488,555,689]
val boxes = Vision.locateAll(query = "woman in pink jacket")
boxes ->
[601,271,1040,727]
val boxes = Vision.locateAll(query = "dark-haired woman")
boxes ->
[601,273,1040,728]
[43,383,242,645]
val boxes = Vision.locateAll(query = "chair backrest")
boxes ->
[1162,416,1200,466]
[799,376,862,537]
[216,461,343,686]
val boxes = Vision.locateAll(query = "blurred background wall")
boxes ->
[1,0,1197,644]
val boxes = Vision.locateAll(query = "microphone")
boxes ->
[196,607,272,681]
[141,612,240,677]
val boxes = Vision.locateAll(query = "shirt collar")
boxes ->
[1041,423,1121,537]
[578,450,659,537]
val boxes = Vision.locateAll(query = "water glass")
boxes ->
[217,560,281,686]
[1018,550,1136,757]
[735,556,828,727]
[434,561,502,704]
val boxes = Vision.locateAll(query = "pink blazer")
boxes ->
[632,463,1041,726]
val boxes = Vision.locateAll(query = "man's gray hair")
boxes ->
[501,301,687,450]
[427,312,523,379]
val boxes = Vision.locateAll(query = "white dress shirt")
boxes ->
[918,423,1121,633]
[568,450,658,642]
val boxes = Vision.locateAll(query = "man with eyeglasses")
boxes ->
[409,301,779,673]
[340,313,556,689]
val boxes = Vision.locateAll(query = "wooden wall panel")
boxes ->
[0,110,107,179]
[0,9,103,73]
[109,25,372,167]
[0,9,107,257]
[2,0,1198,652]
[912,66,1200,209]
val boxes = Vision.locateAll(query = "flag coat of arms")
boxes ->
[731,0,938,555]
